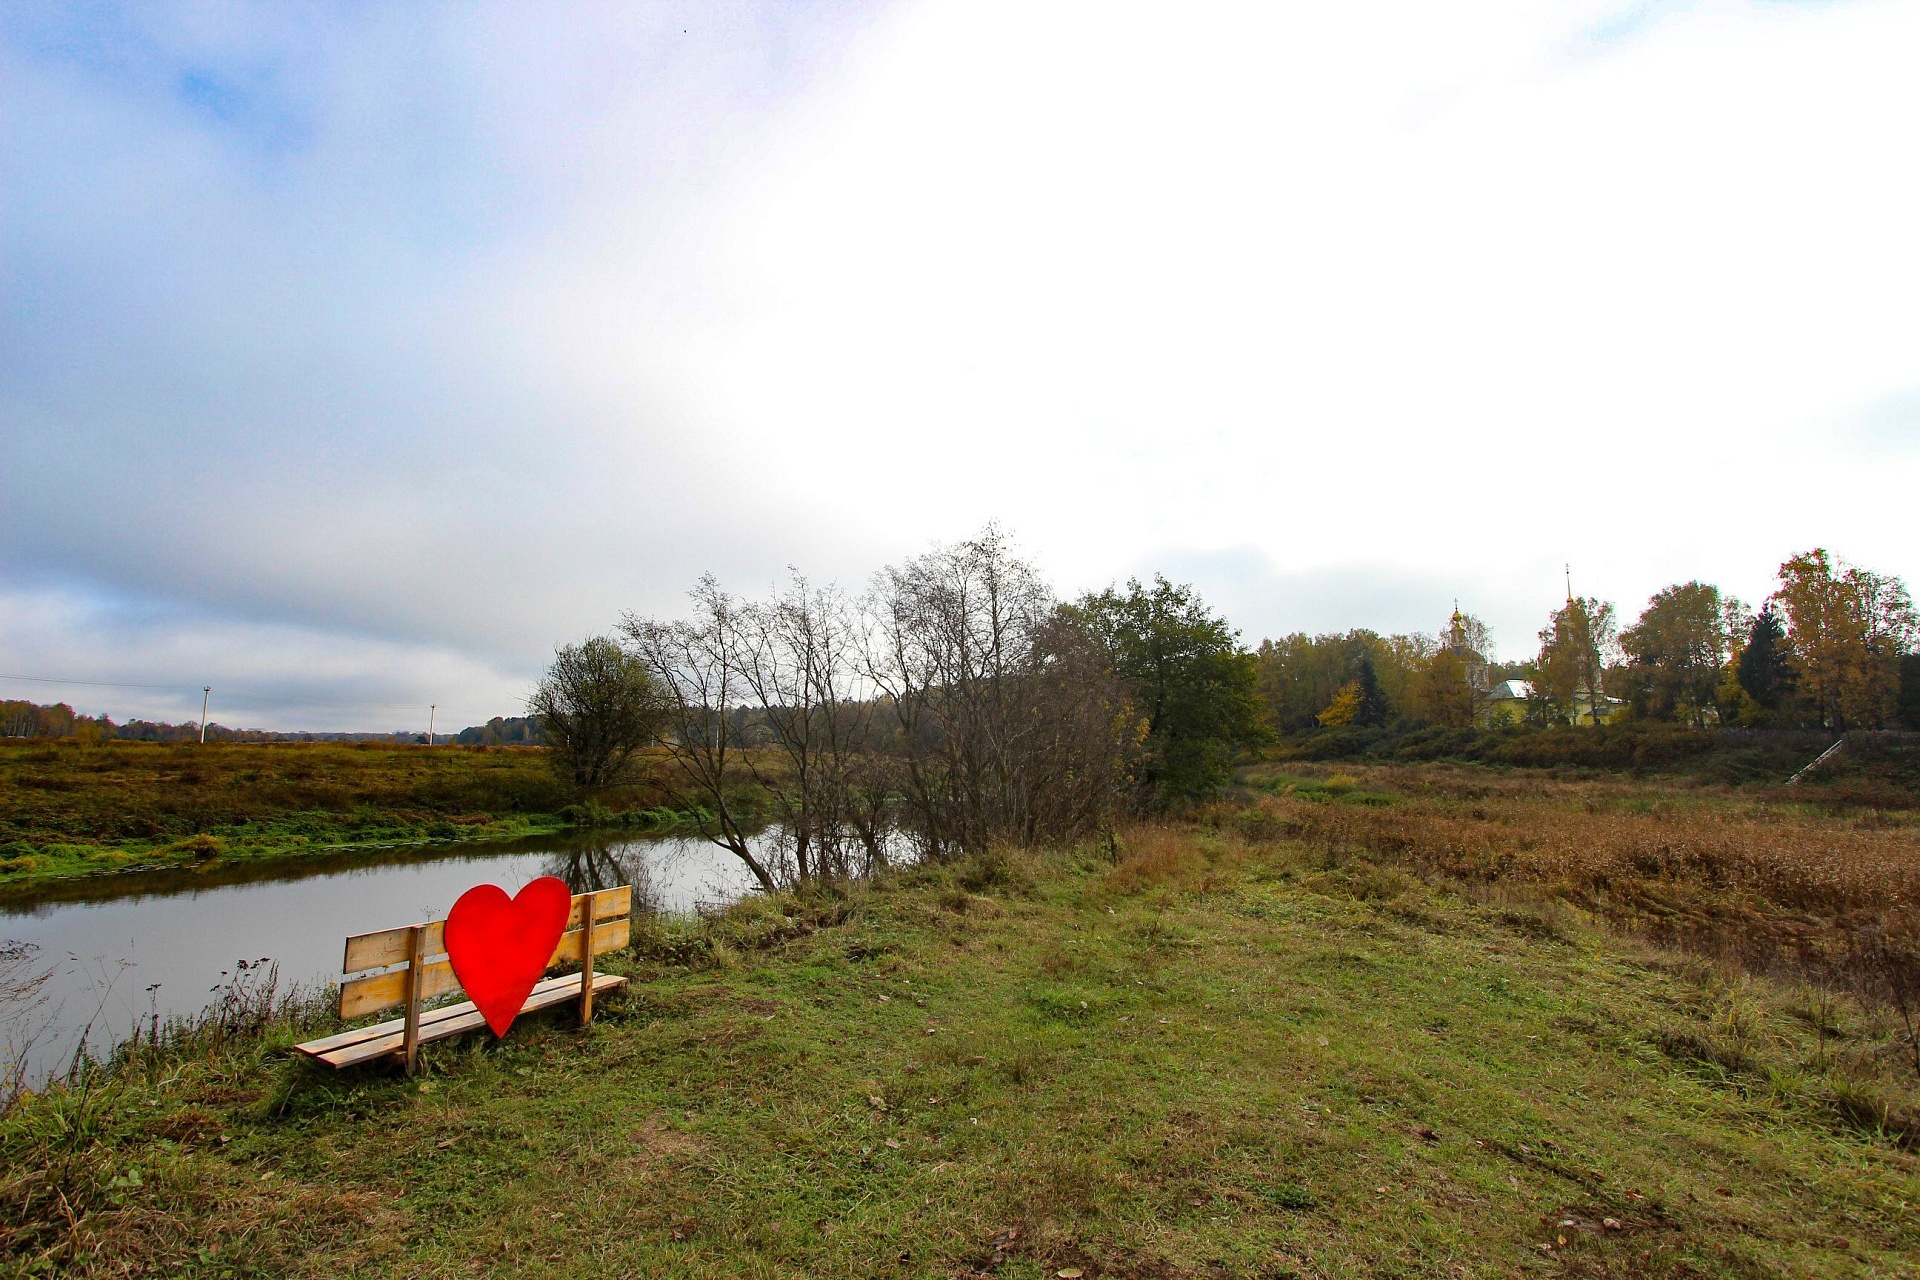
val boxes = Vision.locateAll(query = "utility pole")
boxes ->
[199,687,211,745]
[428,704,436,746]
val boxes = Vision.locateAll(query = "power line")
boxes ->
[1,673,183,691]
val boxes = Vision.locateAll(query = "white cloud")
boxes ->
[3,0,1916,724]
[0,578,524,732]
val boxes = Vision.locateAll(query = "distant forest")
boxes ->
[453,716,543,745]
[7,545,1916,752]
[0,702,473,745]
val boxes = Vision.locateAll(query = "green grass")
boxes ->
[1246,771,1397,807]
[6,818,1917,1278]
[0,741,700,888]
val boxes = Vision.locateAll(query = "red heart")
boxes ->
[444,877,572,1037]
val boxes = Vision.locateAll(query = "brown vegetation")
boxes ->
[1237,763,1920,994]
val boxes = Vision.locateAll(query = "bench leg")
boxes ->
[579,913,596,1027]
[402,924,426,1073]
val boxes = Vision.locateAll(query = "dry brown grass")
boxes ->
[1234,763,1920,985]
[1103,825,1252,897]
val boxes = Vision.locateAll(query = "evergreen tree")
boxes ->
[1899,654,1920,731]
[1736,605,1794,711]
[1351,651,1391,728]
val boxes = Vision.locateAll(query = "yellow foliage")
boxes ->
[1316,682,1361,727]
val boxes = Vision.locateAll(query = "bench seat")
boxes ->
[294,972,628,1069]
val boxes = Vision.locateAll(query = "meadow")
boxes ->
[4,764,1917,1278]
[0,741,686,887]
[1239,761,1920,1000]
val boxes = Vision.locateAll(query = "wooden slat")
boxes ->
[565,886,631,931]
[341,887,626,974]
[547,918,631,968]
[337,920,630,1019]
[344,919,446,974]
[339,958,463,1020]
[295,973,627,1068]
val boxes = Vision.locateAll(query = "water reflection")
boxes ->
[538,836,663,912]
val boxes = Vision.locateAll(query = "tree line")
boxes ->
[0,704,271,743]
[0,702,474,745]
[538,537,1917,890]
[1255,548,1919,735]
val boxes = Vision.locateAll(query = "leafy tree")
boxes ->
[527,637,664,792]
[1618,581,1740,726]
[1317,682,1360,727]
[1772,549,1916,730]
[1075,576,1265,805]
[1408,610,1494,727]
[1536,596,1617,726]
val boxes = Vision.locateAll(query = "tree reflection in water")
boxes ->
[539,836,666,917]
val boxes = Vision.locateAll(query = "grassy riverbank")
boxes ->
[0,741,691,889]
[5,776,1917,1277]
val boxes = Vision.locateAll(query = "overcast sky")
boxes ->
[3,0,1916,732]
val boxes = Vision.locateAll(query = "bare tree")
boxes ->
[865,527,1134,859]
[620,529,1139,886]
[622,579,779,894]
[1014,609,1139,842]
[734,574,883,883]
[528,637,664,791]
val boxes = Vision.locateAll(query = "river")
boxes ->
[0,829,767,1089]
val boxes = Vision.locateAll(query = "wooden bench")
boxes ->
[294,885,632,1071]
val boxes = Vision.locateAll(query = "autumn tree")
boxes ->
[527,637,665,792]
[1256,633,1356,732]
[1617,581,1742,726]
[1257,629,1439,732]
[1536,596,1617,725]
[1073,576,1264,805]
[1408,611,1493,727]
[1772,549,1917,730]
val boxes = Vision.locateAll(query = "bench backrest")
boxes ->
[338,885,632,1019]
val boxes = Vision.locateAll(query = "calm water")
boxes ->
[0,830,766,1087]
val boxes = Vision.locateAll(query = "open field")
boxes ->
[0,741,690,888]
[5,781,1918,1278]
[1270,725,1920,804]
[1237,762,1920,995]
